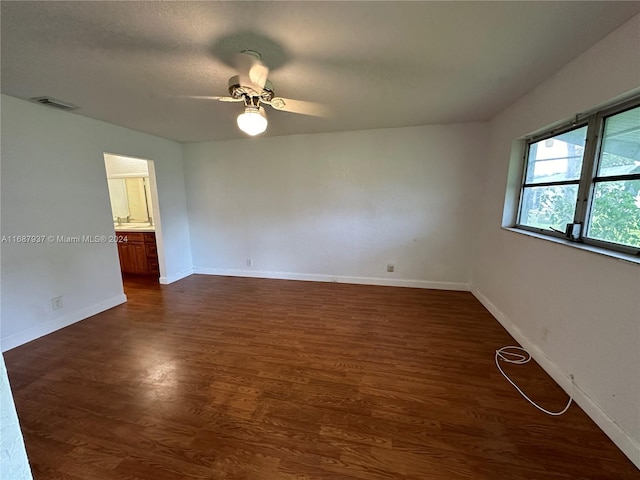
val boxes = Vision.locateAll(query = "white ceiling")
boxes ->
[2,1,640,143]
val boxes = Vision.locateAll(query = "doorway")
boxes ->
[103,153,164,285]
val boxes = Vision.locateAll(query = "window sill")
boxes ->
[502,227,640,266]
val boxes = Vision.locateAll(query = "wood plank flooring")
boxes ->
[4,274,639,479]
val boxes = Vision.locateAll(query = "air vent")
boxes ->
[30,96,78,111]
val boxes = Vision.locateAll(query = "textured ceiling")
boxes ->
[2,1,639,142]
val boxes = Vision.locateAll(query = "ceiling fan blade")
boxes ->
[235,51,269,93]
[175,95,243,103]
[269,97,330,117]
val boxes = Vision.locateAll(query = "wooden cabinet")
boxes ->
[116,231,159,276]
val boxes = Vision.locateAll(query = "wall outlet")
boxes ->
[51,296,63,310]
[246,258,253,268]
[387,263,395,273]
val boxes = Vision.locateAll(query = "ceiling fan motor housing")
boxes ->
[228,75,275,102]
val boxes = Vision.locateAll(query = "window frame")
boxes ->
[514,95,640,257]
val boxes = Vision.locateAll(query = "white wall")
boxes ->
[0,354,32,479]
[473,14,640,466]
[0,95,193,351]
[183,123,487,289]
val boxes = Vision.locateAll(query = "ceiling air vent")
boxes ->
[30,96,78,111]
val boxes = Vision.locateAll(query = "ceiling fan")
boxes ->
[190,50,328,136]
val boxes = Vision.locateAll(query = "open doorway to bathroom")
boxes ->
[104,154,164,287]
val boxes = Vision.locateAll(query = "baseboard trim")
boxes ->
[159,268,194,285]
[192,267,470,291]
[1,294,127,352]
[471,287,640,469]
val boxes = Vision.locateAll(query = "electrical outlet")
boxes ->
[51,296,63,310]
[246,258,253,268]
[387,263,395,273]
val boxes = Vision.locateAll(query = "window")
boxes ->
[516,96,640,256]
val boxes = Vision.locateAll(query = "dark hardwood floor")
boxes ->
[5,275,639,479]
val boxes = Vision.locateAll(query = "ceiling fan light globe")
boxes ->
[237,106,268,136]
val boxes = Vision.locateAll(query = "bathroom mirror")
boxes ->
[107,176,154,226]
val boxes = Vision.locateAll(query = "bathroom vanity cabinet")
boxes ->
[116,231,159,276]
